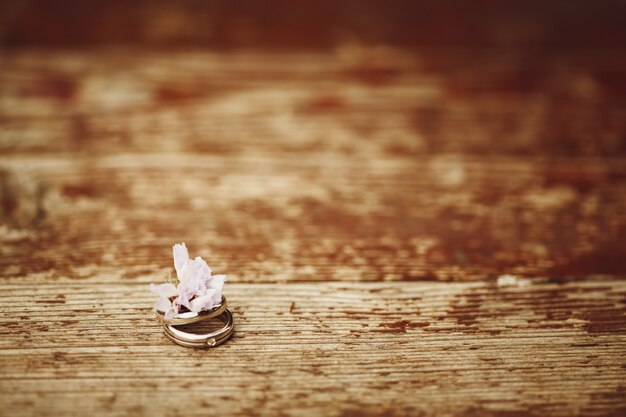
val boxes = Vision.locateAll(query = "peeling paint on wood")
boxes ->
[0,47,625,417]
[0,282,625,416]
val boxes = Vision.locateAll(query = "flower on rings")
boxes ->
[150,243,226,319]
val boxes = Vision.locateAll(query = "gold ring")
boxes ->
[150,243,235,348]
[164,309,234,348]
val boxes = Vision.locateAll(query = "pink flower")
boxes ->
[150,243,227,318]
[150,283,179,318]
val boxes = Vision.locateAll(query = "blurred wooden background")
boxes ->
[1,1,625,416]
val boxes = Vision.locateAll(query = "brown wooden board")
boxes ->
[1,48,625,416]
[1,281,626,416]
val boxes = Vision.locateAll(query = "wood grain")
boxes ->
[1,281,625,417]
[1,51,625,284]
[1,47,625,416]
[1,151,625,285]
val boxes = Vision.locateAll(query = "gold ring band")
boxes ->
[164,309,234,348]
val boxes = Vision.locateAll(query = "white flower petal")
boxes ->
[177,275,204,299]
[181,256,211,284]
[209,275,226,292]
[175,292,191,310]
[154,298,172,312]
[194,256,212,278]
[179,262,190,283]
[150,283,178,299]
[164,308,177,320]
[152,243,228,314]
[173,243,189,279]
[189,289,217,312]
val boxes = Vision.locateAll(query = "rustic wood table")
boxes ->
[1,46,625,416]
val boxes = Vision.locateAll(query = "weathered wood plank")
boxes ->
[1,50,625,157]
[1,50,625,286]
[1,46,625,417]
[0,281,625,416]
[1,152,625,283]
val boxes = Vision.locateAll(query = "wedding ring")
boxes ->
[164,309,234,348]
[156,296,227,325]
[151,243,234,348]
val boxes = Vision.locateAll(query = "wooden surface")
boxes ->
[1,46,626,416]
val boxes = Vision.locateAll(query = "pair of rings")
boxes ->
[156,296,234,348]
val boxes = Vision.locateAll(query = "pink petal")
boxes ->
[164,308,177,320]
[150,283,178,299]
[194,256,212,279]
[209,275,226,292]
[172,243,189,278]
[154,298,172,312]
[189,289,217,312]
[174,293,190,310]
